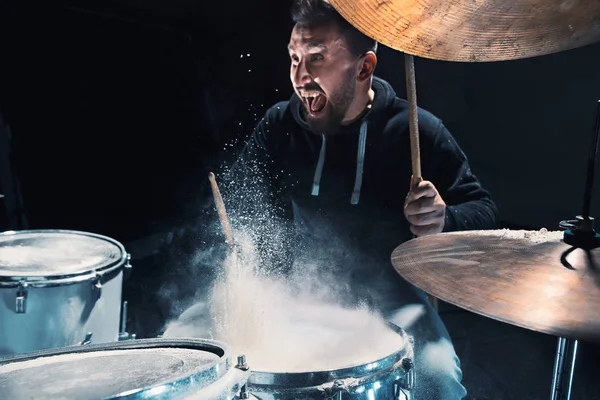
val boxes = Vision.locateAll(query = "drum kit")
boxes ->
[0,226,416,399]
[0,0,599,399]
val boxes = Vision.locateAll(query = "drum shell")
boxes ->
[247,364,413,400]
[247,325,415,400]
[248,368,413,400]
[0,271,123,356]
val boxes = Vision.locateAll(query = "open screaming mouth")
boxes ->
[302,93,327,114]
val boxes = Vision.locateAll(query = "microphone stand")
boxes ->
[552,100,600,400]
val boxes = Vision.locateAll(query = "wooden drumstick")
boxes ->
[208,172,235,251]
[404,54,439,312]
[404,54,423,189]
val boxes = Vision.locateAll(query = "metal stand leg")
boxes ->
[550,337,578,400]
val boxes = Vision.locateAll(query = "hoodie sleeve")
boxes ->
[424,121,499,232]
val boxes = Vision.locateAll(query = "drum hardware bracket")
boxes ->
[124,253,133,280]
[560,216,600,251]
[400,357,415,391]
[80,332,93,345]
[391,357,415,399]
[317,377,359,399]
[238,385,249,400]
[235,355,250,399]
[15,281,28,313]
[236,355,249,371]
[92,273,103,300]
[118,300,137,341]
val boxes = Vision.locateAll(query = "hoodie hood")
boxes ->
[288,77,397,205]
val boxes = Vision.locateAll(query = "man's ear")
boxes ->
[357,51,377,82]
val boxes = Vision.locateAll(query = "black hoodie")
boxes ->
[226,77,498,305]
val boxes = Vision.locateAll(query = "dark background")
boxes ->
[0,1,599,397]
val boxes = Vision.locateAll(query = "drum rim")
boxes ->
[0,337,236,399]
[0,229,128,288]
[247,322,413,388]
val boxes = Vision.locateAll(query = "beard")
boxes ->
[302,75,356,135]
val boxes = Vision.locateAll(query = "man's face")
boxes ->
[288,22,358,134]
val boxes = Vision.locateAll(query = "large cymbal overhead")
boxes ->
[391,230,600,342]
[328,0,600,62]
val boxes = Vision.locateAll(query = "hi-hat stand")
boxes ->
[554,100,600,400]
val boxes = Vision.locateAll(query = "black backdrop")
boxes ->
[0,0,294,241]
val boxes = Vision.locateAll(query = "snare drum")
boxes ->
[0,229,131,356]
[247,324,415,400]
[0,338,251,399]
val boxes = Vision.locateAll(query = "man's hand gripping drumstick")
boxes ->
[402,54,446,238]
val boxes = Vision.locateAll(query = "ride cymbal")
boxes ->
[391,229,600,341]
[329,0,600,61]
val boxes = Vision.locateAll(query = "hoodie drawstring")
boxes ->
[311,133,327,196]
[351,121,368,205]
[311,120,369,205]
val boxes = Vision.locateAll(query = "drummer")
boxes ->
[225,0,498,398]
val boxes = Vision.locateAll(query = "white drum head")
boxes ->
[0,339,233,400]
[0,230,124,279]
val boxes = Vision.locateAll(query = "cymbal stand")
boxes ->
[553,100,600,400]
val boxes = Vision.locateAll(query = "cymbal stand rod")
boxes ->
[560,101,600,250]
[582,100,600,220]
[550,337,578,400]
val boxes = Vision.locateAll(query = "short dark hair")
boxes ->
[291,0,378,57]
